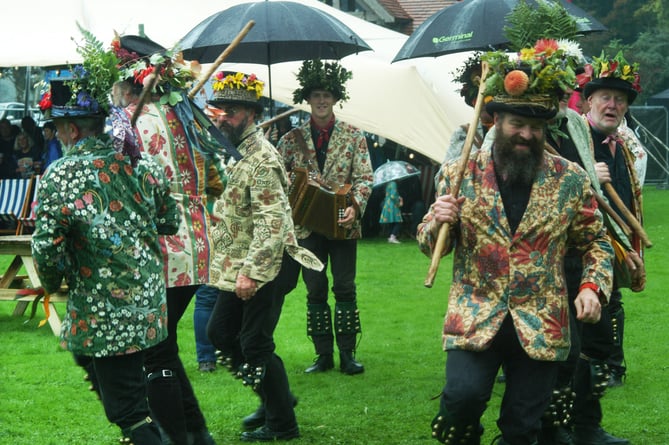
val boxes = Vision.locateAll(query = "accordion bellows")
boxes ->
[288,167,352,240]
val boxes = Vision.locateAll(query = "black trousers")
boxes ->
[92,351,162,444]
[441,315,558,445]
[299,233,358,352]
[208,253,299,430]
[144,285,208,443]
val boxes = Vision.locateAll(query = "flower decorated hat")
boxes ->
[483,38,580,119]
[581,51,641,104]
[208,71,265,114]
[112,33,199,106]
[292,59,352,104]
[40,27,120,120]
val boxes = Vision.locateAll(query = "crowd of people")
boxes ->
[0,115,62,180]
[21,4,651,443]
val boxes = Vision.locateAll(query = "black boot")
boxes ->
[121,417,163,445]
[305,354,334,373]
[539,425,575,445]
[243,398,298,430]
[572,427,629,445]
[339,350,364,375]
[243,404,266,431]
[146,369,189,445]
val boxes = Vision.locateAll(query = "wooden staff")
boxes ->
[259,107,301,129]
[603,182,652,248]
[424,62,489,288]
[188,20,256,100]
[131,64,163,127]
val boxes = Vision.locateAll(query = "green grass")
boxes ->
[0,187,667,444]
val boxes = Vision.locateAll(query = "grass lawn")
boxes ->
[0,187,667,444]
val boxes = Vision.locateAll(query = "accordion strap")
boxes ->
[292,129,319,174]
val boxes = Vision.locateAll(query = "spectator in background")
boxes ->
[379,180,403,243]
[0,118,18,179]
[21,116,45,155]
[41,121,63,171]
[14,130,41,177]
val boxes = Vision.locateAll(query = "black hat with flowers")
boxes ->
[208,71,265,114]
[40,27,120,120]
[292,59,352,104]
[581,51,641,105]
[483,39,579,119]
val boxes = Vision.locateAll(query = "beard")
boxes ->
[493,129,545,186]
[219,115,250,146]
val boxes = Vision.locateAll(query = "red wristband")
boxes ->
[579,282,599,294]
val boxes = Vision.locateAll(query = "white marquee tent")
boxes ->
[1,0,473,163]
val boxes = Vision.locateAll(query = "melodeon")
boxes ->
[288,167,352,240]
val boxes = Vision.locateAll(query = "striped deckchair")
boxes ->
[16,176,40,234]
[0,178,33,234]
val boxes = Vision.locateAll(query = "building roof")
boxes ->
[382,0,460,34]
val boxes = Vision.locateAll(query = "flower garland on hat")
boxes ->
[483,38,580,100]
[212,71,264,99]
[111,34,201,106]
[577,50,641,94]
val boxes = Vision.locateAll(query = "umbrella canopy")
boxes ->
[392,0,606,62]
[177,1,372,64]
[373,161,421,188]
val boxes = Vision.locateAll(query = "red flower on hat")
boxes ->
[39,91,52,111]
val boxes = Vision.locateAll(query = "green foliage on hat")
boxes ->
[292,59,353,104]
[66,24,120,115]
[504,0,580,52]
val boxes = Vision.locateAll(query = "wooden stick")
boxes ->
[424,62,489,288]
[603,182,652,248]
[187,20,256,100]
[258,107,301,129]
[130,65,163,127]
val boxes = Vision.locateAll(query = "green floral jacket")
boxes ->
[418,149,613,361]
[31,135,179,357]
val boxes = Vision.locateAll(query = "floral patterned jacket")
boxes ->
[417,149,613,361]
[31,135,179,357]
[276,118,373,239]
[209,125,322,292]
[126,102,225,287]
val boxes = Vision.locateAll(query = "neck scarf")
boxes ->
[586,112,623,156]
[310,115,335,151]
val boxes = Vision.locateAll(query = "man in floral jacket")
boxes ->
[417,44,614,445]
[32,77,179,444]
[205,71,322,442]
[277,60,374,376]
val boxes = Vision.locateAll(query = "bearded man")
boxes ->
[417,43,614,445]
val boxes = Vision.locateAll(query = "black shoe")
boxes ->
[305,354,334,373]
[539,425,575,445]
[188,428,217,445]
[607,370,625,388]
[339,350,364,375]
[573,427,629,445]
[198,361,216,372]
[243,398,299,431]
[240,425,299,442]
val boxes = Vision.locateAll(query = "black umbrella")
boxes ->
[177,1,372,113]
[392,0,606,62]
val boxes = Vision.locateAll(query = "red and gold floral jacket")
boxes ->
[418,149,613,361]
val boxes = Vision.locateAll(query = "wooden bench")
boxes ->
[0,235,68,335]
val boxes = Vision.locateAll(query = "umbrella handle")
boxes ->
[425,61,489,288]
[187,20,256,100]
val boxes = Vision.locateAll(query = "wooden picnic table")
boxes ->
[0,235,67,335]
